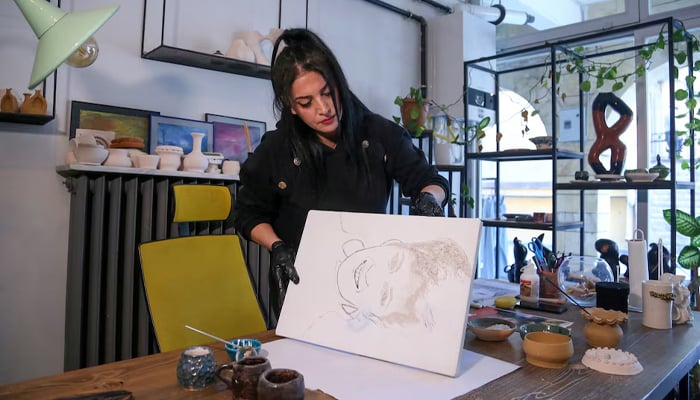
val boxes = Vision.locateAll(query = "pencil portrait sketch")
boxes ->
[276,210,483,376]
[337,238,470,330]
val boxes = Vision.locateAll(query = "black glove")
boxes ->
[269,240,299,318]
[409,192,444,217]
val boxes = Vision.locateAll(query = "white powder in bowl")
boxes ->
[487,324,513,330]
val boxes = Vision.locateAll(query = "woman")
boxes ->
[233,28,449,320]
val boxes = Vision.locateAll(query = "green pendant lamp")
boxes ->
[14,0,119,89]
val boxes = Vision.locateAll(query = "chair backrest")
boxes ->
[172,184,232,222]
[139,184,266,352]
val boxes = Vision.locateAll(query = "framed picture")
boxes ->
[149,115,214,154]
[205,113,266,162]
[69,101,159,150]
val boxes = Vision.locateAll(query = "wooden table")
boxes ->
[1,309,698,400]
[459,307,700,400]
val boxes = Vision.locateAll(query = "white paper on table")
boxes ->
[262,338,519,400]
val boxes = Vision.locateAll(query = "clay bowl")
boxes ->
[225,338,262,361]
[467,317,516,342]
[518,323,571,340]
[522,331,574,368]
[529,136,553,149]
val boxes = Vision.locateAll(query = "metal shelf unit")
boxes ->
[464,17,696,273]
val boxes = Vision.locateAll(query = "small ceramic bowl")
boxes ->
[73,144,108,165]
[136,154,160,169]
[467,317,516,341]
[529,136,553,149]
[522,331,574,369]
[519,323,571,340]
[225,338,262,361]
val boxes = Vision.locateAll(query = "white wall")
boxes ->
[0,0,448,384]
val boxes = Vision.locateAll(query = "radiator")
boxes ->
[59,167,272,371]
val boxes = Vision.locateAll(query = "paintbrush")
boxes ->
[243,121,252,153]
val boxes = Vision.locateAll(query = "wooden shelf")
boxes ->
[0,111,54,125]
[142,45,271,80]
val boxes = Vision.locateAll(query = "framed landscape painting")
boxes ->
[205,113,266,162]
[149,115,214,154]
[69,101,159,150]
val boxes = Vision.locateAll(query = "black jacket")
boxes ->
[233,113,449,248]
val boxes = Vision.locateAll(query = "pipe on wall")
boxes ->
[360,0,432,97]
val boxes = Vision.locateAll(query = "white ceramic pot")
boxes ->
[104,148,132,168]
[155,145,183,171]
[136,154,160,169]
[222,160,241,175]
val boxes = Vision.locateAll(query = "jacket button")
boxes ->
[278,181,287,190]
[293,157,301,166]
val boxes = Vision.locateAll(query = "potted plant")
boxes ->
[393,87,427,137]
[663,208,700,309]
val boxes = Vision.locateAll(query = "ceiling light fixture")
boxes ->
[14,0,119,89]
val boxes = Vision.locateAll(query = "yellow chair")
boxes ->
[139,184,266,352]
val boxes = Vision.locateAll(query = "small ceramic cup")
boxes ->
[216,356,271,400]
[176,346,217,390]
[257,368,305,400]
[222,160,241,175]
[136,154,160,169]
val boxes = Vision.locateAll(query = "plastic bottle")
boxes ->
[519,261,540,303]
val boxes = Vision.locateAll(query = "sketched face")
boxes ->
[337,243,420,320]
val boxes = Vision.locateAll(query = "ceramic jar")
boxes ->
[104,148,132,168]
[155,145,183,171]
[649,154,670,181]
[1,88,19,113]
[176,346,217,390]
[183,132,208,172]
[582,307,627,348]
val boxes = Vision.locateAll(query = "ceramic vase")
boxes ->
[29,89,47,114]
[19,93,32,114]
[1,88,19,113]
[582,307,627,348]
[584,321,623,348]
[183,132,208,172]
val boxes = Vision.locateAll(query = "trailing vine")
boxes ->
[521,19,699,169]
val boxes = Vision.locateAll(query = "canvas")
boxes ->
[275,211,483,377]
[205,113,265,162]
[69,101,159,151]
[149,115,213,154]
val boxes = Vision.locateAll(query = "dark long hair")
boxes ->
[270,28,371,186]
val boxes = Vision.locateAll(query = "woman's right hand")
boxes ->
[269,240,300,317]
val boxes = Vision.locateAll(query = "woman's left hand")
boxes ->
[409,192,444,217]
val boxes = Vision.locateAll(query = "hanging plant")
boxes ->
[521,18,699,169]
